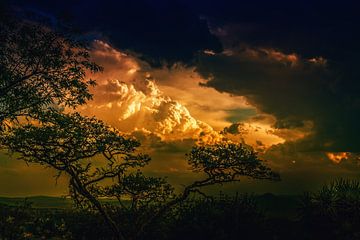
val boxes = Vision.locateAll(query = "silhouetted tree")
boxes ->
[1,117,280,240]
[299,179,360,239]
[0,110,150,240]
[0,16,101,125]
[141,143,280,224]
[107,143,280,238]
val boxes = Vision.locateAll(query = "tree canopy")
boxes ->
[0,17,101,124]
[0,110,151,239]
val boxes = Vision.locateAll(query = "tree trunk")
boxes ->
[68,170,126,240]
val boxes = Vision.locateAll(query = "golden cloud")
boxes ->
[326,152,350,164]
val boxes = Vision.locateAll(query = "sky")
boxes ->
[1,0,360,196]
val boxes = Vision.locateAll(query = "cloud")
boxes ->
[88,40,144,83]
[80,78,220,142]
[263,141,360,177]
[86,41,301,153]
[325,152,350,164]
[81,41,291,152]
[190,0,359,62]
[9,0,222,64]
[148,64,253,130]
[79,41,223,144]
[196,46,360,152]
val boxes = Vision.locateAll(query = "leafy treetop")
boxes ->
[0,18,101,123]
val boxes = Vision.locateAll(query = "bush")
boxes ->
[0,201,72,239]
[298,179,360,240]
[165,193,269,240]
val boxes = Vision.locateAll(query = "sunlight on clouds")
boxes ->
[89,40,143,83]
[222,114,313,152]
[149,64,252,130]
[308,57,327,66]
[203,49,216,56]
[223,122,285,152]
[82,40,312,152]
[216,46,327,69]
[80,73,221,142]
[239,47,299,66]
[326,152,350,164]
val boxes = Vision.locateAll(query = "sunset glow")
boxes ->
[1,0,359,198]
[326,152,350,164]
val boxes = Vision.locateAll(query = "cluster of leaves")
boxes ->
[187,143,280,188]
[298,179,360,239]
[1,110,150,179]
[103,171,175,210]
[0,17,101,124]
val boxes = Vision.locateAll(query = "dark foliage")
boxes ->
[0,110,151,240]
[0,201,72,239]
[0,194,269,240]
[166,193,268,240]
[0,15,101,124]
[298,179,360,240]
[2,180,360,240]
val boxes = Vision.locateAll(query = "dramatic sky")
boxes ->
[1,0,360,196]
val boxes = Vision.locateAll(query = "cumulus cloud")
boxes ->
[79,41,223,144]
[149,64,253,130]
[80,77,221,142]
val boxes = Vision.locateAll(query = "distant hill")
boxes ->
[0,196,72,209]
[0,193,301,218]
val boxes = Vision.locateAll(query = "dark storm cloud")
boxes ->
[196,47,360,152]
[7,0,222,65]
[182,0,360,61]
[185,0,360,153]
[8,1,359,65]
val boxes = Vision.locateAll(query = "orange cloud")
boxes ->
[149,64,252,130]
[258,48,298,66]
[326,152,350,164]
[220,46,326,68]
[308,57,327,66]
